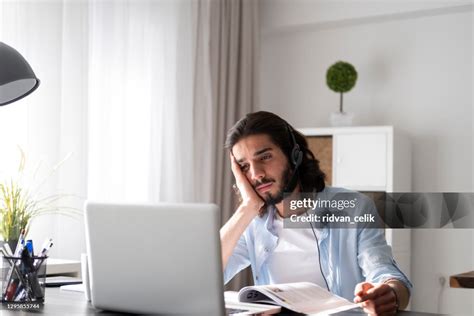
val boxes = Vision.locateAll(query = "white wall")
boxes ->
[261,0,472,33]
[259,1,473,314]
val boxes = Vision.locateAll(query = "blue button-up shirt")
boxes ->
[224,186,412,301]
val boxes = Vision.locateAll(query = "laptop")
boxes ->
[84,201,280,315]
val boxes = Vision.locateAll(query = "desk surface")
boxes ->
[0,288,445,315]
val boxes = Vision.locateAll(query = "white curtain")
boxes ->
[0,1,259,267]
[0,0,206,258]
[0,0,89,260]
[88,0,197,203]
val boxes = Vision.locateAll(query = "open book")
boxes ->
[237,282,357,315]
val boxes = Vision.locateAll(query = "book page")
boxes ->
[239,282,357,314]
[239,289,275,304]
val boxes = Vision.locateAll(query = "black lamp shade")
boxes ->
[0,42,40,106]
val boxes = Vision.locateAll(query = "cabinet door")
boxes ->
[333,133,388,191]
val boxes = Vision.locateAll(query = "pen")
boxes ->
[20,247,34,274]
[20,247,43,299]
[26,240,34,256]
[13,229,26,256]
[1,250,16,300]
[34,238,53,268]
[3,233,25,300]
[14,288,26,302]
[37,238,53,257]
[13,283,24,300]
[3,243,13,256]
[4,279,19,301]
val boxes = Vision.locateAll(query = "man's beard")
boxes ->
[254,165,296,206]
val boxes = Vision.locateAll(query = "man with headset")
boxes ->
[221,111,412,316]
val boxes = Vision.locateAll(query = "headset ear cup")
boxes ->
[287,124,303,169]
[295,150,303,168]
[291,146,303,168]
[291,148,297,165]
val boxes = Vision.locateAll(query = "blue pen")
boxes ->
[26,240,34,256]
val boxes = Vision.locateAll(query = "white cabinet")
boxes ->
[334,133,388,191]
[299,126,411,192]
[298,126,412,280]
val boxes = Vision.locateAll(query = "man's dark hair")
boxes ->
[225,111,325,194]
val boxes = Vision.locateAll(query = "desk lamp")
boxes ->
[0,41,40,106]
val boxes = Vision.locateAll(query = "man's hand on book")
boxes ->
[353,282,398,316]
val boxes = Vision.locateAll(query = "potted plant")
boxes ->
[0,181,36,252]
[326,61,358,126]
[0,148,80,252]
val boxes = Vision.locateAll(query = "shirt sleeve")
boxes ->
[356,198,413,294]
[223,232,251,284]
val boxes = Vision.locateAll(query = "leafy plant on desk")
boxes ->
[0,147,81,250]
[0,180,34,243]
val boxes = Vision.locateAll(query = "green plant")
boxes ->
[0,148,80,243]
[0,181,35,242]
[326,61,358,113]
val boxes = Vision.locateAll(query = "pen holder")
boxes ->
[1,255,47,303]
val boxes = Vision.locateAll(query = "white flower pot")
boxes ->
[330,112,354,127]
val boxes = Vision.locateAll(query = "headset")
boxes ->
[286,124,330,291]
[283,125,303,193]
[287,124,303,169]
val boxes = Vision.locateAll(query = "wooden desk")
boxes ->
[450,271,474,288]
[0,288,446,315]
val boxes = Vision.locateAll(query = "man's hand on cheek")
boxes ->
[229,152,265,214]
[354,282,398,316]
